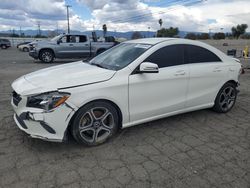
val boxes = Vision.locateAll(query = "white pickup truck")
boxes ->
[29,34,117,63]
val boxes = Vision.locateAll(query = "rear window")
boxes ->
[185,44,221,63]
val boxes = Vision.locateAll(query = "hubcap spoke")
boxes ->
[78,107,115,143]
[219,86,236,111]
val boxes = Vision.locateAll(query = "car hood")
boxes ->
[12,61,116,95]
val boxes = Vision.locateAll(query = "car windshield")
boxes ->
[89,43,152,70]
[50,35,63,42]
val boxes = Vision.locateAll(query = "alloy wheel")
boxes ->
[42,52,52,62]
[78,107,114,144]
[219,86,236,112]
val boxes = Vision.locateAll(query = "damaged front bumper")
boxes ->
[11,94,77,142]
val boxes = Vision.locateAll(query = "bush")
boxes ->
[185,33,197,40]
[197,33,210,40]
[157,27,179,37]
[213,32,225,40]
[131,31,142,39]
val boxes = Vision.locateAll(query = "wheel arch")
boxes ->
[213,79,238,102]
[39,48,55,58]
[225,80,238,86]
[67,99,123,137]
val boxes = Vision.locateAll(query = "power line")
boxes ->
[108,0,204,23]
[100,0,186,22]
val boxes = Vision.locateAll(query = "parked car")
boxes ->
[17,42,31,48]
[29,34,116,63]
[11,38,241,146]
[0,38,11,49]
[18,43,31,52]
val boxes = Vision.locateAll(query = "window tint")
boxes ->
[144,45,184,68]
[79,35,87,42]
[185,44,221,63]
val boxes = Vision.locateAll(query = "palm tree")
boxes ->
[102,24,107,38]
[158,19,163,29]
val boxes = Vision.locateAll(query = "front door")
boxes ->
[129,44,188,122]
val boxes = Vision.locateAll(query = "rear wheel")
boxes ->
[39,50,54,63]
[213,82,237,113]
[71,101,119,146]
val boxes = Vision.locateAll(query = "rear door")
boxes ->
[129,44,189,122]
[185,44,227,108]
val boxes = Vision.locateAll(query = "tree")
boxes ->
[157,27,179,37]
[185,33,197,40]
[158,19,163,28]
[131,31,142,39]
[102,24,107,37]
[197,33,210,40]
[231,24,248,39]
[213,32,225,40]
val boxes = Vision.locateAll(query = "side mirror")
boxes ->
[139,62,159,73]
[57,40,61,45]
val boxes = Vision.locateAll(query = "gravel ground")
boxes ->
[0,42,249,188]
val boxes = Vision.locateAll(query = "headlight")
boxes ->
[27,92,70,111]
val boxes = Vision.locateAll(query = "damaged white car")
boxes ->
[11,38,241,146]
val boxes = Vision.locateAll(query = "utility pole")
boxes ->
[65,5,72,34]
[19,26,21,37]
[37,21,41,36]
[56,22,59,35]
[148,27,150,38]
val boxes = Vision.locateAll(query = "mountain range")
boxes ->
[0,29,195,39]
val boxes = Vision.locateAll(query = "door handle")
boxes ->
[69,44,74,46]
[174,70,186,76]
[85,44,89,46]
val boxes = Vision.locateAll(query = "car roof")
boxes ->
[125,38,177,45]
[124,37,213,46]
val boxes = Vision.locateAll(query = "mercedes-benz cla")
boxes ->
[11,38,241,146]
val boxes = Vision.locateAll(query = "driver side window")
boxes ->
[60,36,67,43]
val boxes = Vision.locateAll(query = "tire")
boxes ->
[71,101,119,146]
[23,47,29,52]
[1,45,7,49]
[213,82,237,113]
[39,50,54,63]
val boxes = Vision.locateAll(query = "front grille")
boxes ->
[12,91,22,106]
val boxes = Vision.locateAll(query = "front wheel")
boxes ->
[23,47,29,52]
[39,50,54,63]
[71,101,119,146]
[213,82,237,113]
[1,45,7,49]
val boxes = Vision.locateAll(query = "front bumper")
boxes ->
[11,93,76,142]
[29,50,39,59]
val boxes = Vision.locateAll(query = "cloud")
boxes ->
[0,0,67,30]
[77,0,250,32]
[0,0,249,33]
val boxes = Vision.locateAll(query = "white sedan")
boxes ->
[18,43,31,52]
[11,38,241,146]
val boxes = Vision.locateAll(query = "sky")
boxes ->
[0,0,249,33]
